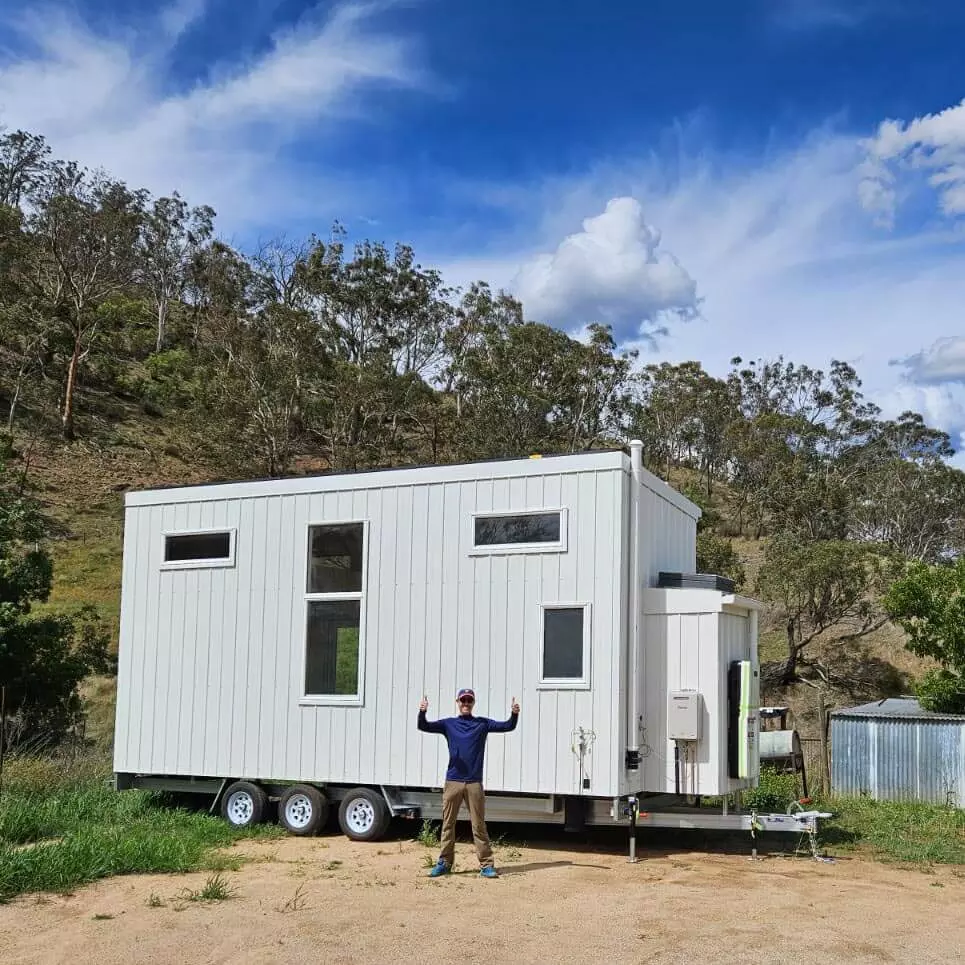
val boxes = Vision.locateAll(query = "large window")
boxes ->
[539,604,590,689]
[303,522,366,703]
[162,529,235,569]
[470,509,566,554]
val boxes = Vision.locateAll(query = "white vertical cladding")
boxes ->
[117,455,627,798]
[639,591,756,796]
[639,483,697,585]
[641,609,722,795]
[113,504,144,773]
[624,475,699,796]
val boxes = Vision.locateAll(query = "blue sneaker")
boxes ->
[427,859,450,878]
[479,866,499,879]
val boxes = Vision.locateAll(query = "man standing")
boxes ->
[417,688,520,878]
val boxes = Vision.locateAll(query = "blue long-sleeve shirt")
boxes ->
[417,709,518,784]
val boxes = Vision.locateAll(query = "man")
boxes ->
[417,688,520,878]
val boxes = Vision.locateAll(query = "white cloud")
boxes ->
[860,98,965,222]
[894,336,965,385]
[875,382,965,454]
[0,2,426,230]
[159,0,208,39]
[510,197,699,340]
[429,112,965,465]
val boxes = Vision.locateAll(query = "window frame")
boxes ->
[160,527,236,570]
[468,507,568,556]
[537,601,592,691]
[299,518,369,707]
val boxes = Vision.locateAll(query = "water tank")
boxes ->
[759,729,802,761]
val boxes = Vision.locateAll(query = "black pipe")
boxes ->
[674,741,680,795]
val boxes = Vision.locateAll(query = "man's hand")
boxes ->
[420,696,428,713]
[511,696,520,715]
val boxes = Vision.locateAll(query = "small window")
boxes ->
[307,523,364,593]
[305,599,361,698]
[471,510,566,553]
[162,530,234,568]
[539,604,590,688]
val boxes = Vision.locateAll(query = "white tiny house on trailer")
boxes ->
[113,444,785,845]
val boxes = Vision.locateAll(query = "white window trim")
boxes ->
[468,507,568,556]
[299,519,368,707]
[160,527,236,570]
[537,601,592,690]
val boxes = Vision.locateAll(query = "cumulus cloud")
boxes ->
[876,382,965,452]
[510,197,699,340]
[430,117,965,466]
[894,336,965,385]
[0,2,426,230]
[860,98,965,224]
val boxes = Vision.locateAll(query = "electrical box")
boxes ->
[727,660,760,780]
[668,690,702,741]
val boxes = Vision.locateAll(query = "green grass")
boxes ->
[701,766,965,866]
[819,796,965,865]
[0,755,283,902]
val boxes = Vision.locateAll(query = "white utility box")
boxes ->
[668,690,702,741]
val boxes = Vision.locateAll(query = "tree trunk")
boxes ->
[781,621,799,684]
[61,333,82,440]
[7,373,23,432]
[156,301,167,353]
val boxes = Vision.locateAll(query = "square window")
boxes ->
[307,523,364,593]
[305,599,361,698]
[540,605,590,688]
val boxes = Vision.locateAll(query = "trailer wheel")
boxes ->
[221,781,268,828]
[278,785,329,836]
[338,788,391,842]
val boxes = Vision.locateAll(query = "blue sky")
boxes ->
[2,0,965,461]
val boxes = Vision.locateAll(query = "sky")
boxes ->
[1,0,965,462]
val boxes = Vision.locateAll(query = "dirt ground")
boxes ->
[2,829,963,965]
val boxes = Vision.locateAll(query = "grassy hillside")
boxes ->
[14,405,931,755]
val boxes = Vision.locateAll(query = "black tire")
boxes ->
[337,787,391,842]
[220,780,268,828]
[278,784,330,836]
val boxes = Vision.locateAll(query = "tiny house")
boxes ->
[113,445,763,841]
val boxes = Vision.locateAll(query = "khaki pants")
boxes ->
[439,780,494,868]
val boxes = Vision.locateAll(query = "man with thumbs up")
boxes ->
[417,689,520,878]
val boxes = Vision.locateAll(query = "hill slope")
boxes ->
[17,405,929,755]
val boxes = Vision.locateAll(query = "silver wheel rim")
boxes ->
[226,790,254,825]
[345,797,375,835]
[285,793,314,830]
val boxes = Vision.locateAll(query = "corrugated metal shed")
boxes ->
[830,698,965,806]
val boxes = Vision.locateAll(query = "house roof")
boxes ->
[831,697,965,723]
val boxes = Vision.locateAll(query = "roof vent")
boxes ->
[657,572,736,593]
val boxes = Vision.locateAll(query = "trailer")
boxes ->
[112,443,827,853]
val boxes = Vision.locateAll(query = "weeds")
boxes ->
[179,872,236,902]
[817,796,965,865]
[0,754,282,901]
[277,883,309,913]
[147,892,164,908]
[416,819,439,848]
